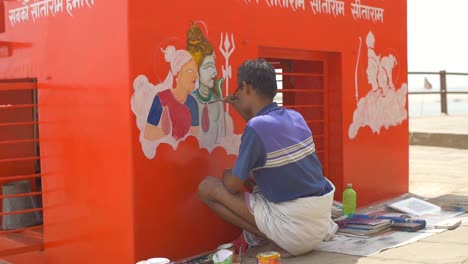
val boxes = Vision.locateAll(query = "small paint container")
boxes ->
[213,249,233,264]
[217,242,234,253]
[256,251,281,264]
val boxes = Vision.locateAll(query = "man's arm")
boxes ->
[223,169,256,194]
[222,169,244,194]
[229,126,265,194]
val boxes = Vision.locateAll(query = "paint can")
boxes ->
[256,251,281,264]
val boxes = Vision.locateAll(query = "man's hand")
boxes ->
[244,172,256,192]
[223,94,239,104]
[223,95,241,114]
[224,95,252,121]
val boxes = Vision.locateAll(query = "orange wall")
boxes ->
[0,1,134,263]
[130,0,408,261]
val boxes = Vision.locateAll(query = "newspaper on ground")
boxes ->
[318,211,465,256]
[387,197,441,216]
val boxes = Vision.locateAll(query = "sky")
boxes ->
[408,0,468,73]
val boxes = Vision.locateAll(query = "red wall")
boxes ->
[1,0,407,262]
[0,1,134,263]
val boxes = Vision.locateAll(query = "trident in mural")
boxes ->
[219,32,236,114]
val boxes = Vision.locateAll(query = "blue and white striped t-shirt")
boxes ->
[233,102,332,203]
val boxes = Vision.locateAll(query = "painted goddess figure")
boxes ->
[131,46,200,159]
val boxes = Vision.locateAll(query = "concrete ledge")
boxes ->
[409,132,468,149]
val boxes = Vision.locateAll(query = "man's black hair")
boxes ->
[237,59,277,100]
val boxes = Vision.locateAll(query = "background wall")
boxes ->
[0,0,408,262]
[129,0,408,261]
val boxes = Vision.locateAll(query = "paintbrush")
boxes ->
[208,96,238,104]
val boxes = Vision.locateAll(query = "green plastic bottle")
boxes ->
[343,183,357,215]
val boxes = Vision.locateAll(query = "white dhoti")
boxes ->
[248,179,338,256]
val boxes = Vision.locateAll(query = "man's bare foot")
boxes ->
[245,241,293,258]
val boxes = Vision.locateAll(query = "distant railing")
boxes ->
[408,71,468,115]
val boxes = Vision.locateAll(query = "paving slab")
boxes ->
[409,146,468,198]
[420,226,468,244]
[410,115,468,134]
[241,251,360,264]
[409,115,468,149]
[368,240,468,264]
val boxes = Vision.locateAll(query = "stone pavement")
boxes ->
[409,115,468,135]
[410,115,468,149]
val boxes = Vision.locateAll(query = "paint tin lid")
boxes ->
[146,258,170,264]
[257,251,281,260]
[217,242,234,250]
